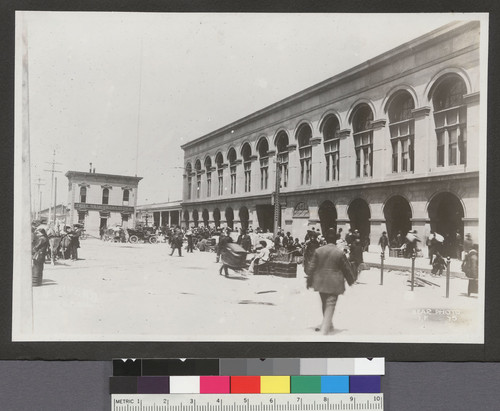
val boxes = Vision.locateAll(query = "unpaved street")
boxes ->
[29,239,481,343]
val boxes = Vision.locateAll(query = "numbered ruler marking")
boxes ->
[112,393,383,410]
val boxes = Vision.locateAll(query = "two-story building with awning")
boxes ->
[66,169,142,236]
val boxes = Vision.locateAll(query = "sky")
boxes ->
[18,12,480,209]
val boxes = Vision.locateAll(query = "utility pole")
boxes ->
[34,177,45,220]
[44,150,61,226]
[53,176,58,225]
[273,159,281,237]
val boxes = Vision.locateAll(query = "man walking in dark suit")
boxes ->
[307,228,354,335]
[170,229,184,257]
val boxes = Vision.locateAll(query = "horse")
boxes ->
[47,235,72,264]
[47,236,62,265]
[60,235,72,259]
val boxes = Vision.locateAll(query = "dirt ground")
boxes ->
[27,239,482,343]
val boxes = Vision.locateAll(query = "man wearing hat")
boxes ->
[169,228,184,257]
[463,233,474,258]
[186,227,194,253]
[378,231,389,254]
[303,229,320,275]
[32,228,49,286]
[306,228,354,335]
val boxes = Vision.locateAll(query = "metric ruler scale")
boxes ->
[112,394,384,411]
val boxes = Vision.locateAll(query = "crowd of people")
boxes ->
[382,228,465,260]
[161,224,373,287]
[31,219,479,324]
[31,222,83,286]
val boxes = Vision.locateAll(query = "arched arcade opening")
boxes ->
[213,208,221,228]
[192,209,199,227]
[318,200,337,236]
[428,192,464,258]
[239,206,249,231]
[348,198,371,245]
[225,207,234,229]
[202,209,209,227]
[383,195,412,245]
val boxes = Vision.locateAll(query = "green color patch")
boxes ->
[290,376,322,393]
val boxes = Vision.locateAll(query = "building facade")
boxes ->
[136,200,182,228]
[37,204,69,226]
[66,170,142,236]
[181,21,482,252]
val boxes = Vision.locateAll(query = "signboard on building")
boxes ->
[74,203,134,213]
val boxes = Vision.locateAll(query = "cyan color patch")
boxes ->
[321,376,349,393]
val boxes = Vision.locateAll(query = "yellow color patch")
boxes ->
[260,376,290,393]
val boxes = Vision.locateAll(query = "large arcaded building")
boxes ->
[180,21,483,253]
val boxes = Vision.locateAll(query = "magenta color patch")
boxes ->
[200,376,231,393]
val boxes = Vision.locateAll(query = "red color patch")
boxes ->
[230,376,261,393]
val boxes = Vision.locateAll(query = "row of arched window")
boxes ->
[185,74,469,200]
[79,186,130,205]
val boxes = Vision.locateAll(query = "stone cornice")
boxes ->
[66,171,143,185]
[370,119,387,130]
[287,144,297,152]
[410,217,430,223]
[338,129,351,139]
[310,137,322,146]
[411,106,431,118]
[336,218,350,223]
[181,170,479,207]
[463,92,480,105]
[369,218,386,223]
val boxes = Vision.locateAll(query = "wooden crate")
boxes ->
[254,263,270,275]
[269,261,297,278]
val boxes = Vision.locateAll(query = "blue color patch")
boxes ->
[321,376,349,393]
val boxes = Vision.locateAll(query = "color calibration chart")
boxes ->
[111,358,384,410]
